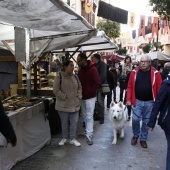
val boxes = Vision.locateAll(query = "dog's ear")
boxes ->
[118,101,123,108]
[110,101,115,107]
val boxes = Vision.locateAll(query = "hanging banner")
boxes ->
[168,21,170,41]
[97,1,128,24]
[129,12,135,28]
[160,18,164,35]
[132,30,136,39]
[164,20,169,35]
[129,46,133,53]
[145,16,152,34]
[152,17,158,36]
[85,0,94,13]
[138,15,146,38]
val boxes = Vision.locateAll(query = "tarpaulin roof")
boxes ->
[53,31,118,53]
[0,0,97,54]
[136,51,170,61]
[102,54,125,62]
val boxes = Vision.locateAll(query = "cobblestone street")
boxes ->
[11,106,167,170]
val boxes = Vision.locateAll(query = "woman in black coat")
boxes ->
[0,99,17,147]
[148,71,170,170]
[106,65,115,109]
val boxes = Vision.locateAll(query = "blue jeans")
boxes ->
[132,99,153,141]
[165,132,170,170]
[81,97,96,137]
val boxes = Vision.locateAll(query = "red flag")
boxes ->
[152,17,158,36]
[164,20,169,35]
[138,15,145,38]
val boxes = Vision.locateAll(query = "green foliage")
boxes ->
[142,44,151,53]
[96,19,120,39]
[153,42,161,48]
[139,42,161,53]
[149,0,170,19]
[116,47,127,55]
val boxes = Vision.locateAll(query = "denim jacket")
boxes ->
[148,74,170,133]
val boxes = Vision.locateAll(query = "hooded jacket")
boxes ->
[53,72,82,112]
[78,60,101,100]
[126,66,162,106]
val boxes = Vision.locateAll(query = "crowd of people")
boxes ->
[53,53,170,170]
[1,52,169,169]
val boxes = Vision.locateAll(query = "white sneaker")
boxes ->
[59,139,67,146]
[70,139,81,146]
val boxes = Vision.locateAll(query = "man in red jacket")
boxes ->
[126,55,162,148]
[77,53,101,145]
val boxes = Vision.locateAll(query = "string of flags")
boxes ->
[97,1,170,47]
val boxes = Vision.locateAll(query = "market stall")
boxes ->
[102,54,125,64]
[136,51,170,61]
[136,51,170,69]
[0,97,51,170]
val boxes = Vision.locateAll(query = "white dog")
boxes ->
[109,101,128,145]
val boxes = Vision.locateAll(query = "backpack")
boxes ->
[59,72,78,86]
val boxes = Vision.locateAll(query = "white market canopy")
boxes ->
[53,31,118,53]
[136,51,170,61]
[0,0,97,55]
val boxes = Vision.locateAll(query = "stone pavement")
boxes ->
[11,107,167,170]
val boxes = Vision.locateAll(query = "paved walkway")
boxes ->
[11,106,167,170]
[11,87,167,170]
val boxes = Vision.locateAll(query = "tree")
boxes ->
[149,0,170,20]
[96,19,120,39]
[139,42,161,53]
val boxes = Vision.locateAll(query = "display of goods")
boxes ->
[48,79,54,86]
[2,95,43,112]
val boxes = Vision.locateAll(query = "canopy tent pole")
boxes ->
[15,27,31,97]
[69,46,81,63]
[25,29,31,98]
[87,51,94,58]
[1,40,15,55]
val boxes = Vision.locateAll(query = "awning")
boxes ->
[53,31,118,53]
[0,0,97,54]
[102,54,125,62]
[136,51,170,61]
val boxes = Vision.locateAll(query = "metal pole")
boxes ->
[25,28,31,97]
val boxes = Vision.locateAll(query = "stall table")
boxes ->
[0,101,51,170]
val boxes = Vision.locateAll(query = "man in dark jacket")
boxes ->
[0,99,17,147]
[92,53,107,124]
[148,69,170,170]
[77,53,100,145]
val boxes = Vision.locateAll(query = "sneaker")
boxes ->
[86,135,93,145]
[70,139,81,146]
[59,139,67,146]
